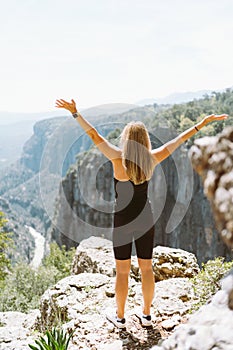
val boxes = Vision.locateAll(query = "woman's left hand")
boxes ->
[204,114,228,124]
[55,99,77,114]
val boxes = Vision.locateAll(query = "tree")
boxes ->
[0,212,12,283]
[180,116,194,131]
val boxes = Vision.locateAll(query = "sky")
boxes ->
[0,0,233,113]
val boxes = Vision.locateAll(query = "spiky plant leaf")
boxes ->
[28,345,39,350]
[37,337,52,350]
[34,339,47,350]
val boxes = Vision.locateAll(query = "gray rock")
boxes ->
[71,237,200,282]
[32,253,201,349]
[153,278,196,316]
[36,273,111,330]
[189,126,233,313]
[152,246,200,281]
[71,236,115,277]
[189,126,233,248]
[221,271,233,310]
[151,263,233,350]
[0,310,39,350]
[0,256,203,349]
[160,316,181,330]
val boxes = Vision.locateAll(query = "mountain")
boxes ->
[136,89,220,106]
[0,103,136,170]
[80,102,137,117]
[0,111,65,170]
[0,121,35,169]
[0,111,64,125]
[0,105,146,260]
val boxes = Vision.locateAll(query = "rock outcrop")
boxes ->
[0,236,232,350]
[71,236,200,282]
[33,272,194,349]
[0,238,200,350]
[189,126,233,248]
[71,236,115,277]
[151,271,233,350]
[151,245,200,281]
[29,238,199,349]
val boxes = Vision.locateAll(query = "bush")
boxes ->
[0,211,13,284]
[0,242,76,313]
[42,242,76,276]
[190,256,233,311]
[0,263,61,312]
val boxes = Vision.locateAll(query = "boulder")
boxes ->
[36,273,112,330]
[152,246,200,281]
[153,278,196,316]
[151,272,233,350]
[189,126,233,248]
[71,237,200,282]
[189,127,233,313]
[71,236,115,277]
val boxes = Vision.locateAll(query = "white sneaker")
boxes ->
[106,313,126,329]
[135,311,152,327]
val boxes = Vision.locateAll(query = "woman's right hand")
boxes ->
[55,99,77,114]
[203,114,228,124]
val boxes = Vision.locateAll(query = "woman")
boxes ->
[55,98,228,328]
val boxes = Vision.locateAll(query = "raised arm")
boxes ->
[55,99,121,161]
[152,114,228,164]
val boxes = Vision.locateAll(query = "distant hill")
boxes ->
[0,103,136,170]
[0,103,136,125]
[81,103,137,117]
[136,89,226,106]
[0,110,64,125]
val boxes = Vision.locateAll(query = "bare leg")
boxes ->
[138,258,154,315]
[115,259,131,319]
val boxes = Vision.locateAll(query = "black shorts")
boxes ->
[112,200,155,260]
[113,227,155,260]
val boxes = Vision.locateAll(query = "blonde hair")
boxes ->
[120,121,155,185]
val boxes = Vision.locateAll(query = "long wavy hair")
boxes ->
[120,121,155,185]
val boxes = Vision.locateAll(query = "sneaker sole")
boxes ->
[135,313,152,327]
[106,315,126,329]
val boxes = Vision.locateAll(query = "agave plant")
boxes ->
[29,327,73,350]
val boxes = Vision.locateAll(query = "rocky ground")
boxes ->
[0,237,199,350]
[151,271,233,350]
[0,273,192,350]
[0,236,232,350]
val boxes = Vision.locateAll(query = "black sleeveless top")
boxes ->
[113,178,151,226]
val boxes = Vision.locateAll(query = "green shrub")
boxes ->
[42,242,76,276]
[0,263,61,312]
[0,242,76,313]
[29,327,73,350]
[0,212,13,284]
[190,256,233,311]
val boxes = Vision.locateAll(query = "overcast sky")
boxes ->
[0,0,233,112]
